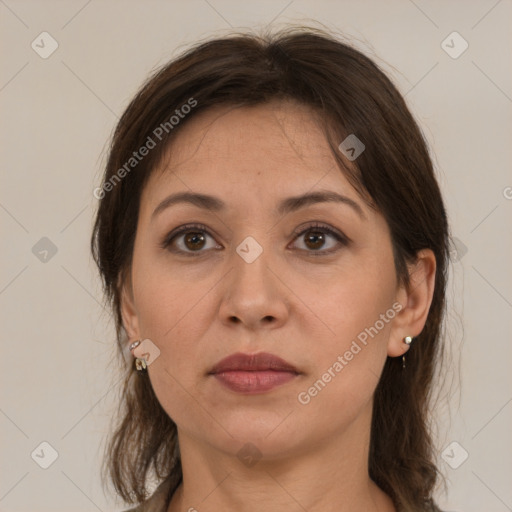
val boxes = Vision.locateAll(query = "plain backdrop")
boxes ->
[1,1,511,511]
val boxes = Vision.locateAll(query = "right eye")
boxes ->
[160,223,222,256]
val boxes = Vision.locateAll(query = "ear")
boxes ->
[387,249,436,357]
[119,270,141,340]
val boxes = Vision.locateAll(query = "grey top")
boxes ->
[122,476,175,512]
[121,476,445,512]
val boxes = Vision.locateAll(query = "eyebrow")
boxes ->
[151,190,366,220]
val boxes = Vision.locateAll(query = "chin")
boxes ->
[202,410,312,457]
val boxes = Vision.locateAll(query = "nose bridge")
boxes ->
[219,235,287,328]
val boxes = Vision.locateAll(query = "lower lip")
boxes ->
[212,370,298,394]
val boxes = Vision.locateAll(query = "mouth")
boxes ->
[208,352,301,394]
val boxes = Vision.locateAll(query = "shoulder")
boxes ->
[120,498,164,512]
[427,502,446,512]
[121,503,154,512]
[119,475,177,512]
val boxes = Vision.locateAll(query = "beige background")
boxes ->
[1,1,511,511]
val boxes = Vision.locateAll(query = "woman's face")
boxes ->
[122,100,408,459]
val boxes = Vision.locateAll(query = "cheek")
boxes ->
[294,298,394,430]
[309,257,396,347]
[298,256,397,403]
[131,255,209,378]
[132,242,210,334]
[133,265,211,424]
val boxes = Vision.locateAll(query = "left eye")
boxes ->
[290,224,348,254]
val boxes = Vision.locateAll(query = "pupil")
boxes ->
[186,232,205,250]
[306,231,324,249]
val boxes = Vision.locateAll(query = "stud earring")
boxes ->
[129,340,147,372]
[402,335,413,368]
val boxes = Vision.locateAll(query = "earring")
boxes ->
[129,340,147,372]
[402,336,413,368]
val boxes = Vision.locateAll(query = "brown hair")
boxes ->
[91,26,449,511]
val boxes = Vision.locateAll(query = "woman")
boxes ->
[91,27,449,512]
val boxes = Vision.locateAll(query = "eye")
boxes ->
[290,222,349,255]
[161,222,349,257]
[160,223,221,255]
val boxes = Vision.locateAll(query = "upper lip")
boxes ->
[209,352,300,374]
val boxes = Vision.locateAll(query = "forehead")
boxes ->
[141,101,361,213]
[161,101,335,171]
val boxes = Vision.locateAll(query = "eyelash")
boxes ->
[160,222,349,257]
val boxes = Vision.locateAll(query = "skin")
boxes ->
[121,100,436,512]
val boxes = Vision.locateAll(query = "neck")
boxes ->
[167,404,395,512]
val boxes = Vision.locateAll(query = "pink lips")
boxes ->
[208,352,300,394]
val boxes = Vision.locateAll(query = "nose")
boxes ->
[218,245,289,331]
